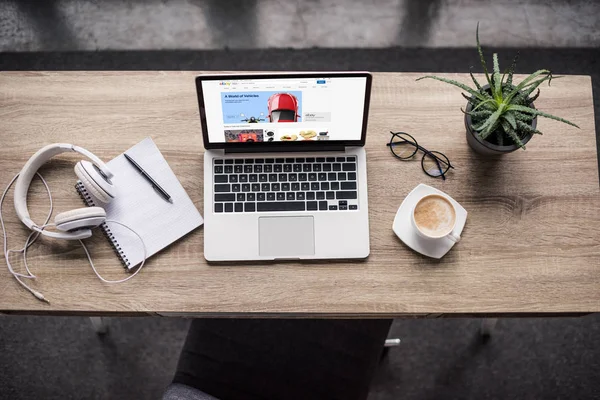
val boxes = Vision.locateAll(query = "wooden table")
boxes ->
[0,72,598,317]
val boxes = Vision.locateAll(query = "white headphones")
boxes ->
[14,143,116,240]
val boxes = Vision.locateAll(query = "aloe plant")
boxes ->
[417,24,579,149]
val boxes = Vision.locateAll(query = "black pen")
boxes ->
[123,153,173,203]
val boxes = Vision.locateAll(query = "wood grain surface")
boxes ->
[0,71,598,316]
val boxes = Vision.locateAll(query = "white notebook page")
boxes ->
[93,137,203,269]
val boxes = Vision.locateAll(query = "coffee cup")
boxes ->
[411,194,460,242]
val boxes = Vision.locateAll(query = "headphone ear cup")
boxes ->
[54,207,106,232]
[75,161,115,204]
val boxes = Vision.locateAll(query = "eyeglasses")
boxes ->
[386,131,454,180]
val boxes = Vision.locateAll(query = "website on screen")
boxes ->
[201,77,367,143]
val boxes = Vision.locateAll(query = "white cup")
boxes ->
[411,194,461,243]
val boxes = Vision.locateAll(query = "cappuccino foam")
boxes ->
[414,195,456,237]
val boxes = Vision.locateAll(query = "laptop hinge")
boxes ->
[224,145,346,154]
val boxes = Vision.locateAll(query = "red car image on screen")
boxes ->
[268,93,300,122]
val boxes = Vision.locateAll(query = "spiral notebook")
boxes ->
[75,137,203,269]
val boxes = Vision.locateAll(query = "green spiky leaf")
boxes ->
[502,120,525,149]
[507,104,580,128]
[476,22,492,88]
[517,120,543,135]
[416,76,487,102]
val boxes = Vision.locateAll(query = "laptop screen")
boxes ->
[197,74,371,148]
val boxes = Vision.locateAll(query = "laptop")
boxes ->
[195,72,372,261]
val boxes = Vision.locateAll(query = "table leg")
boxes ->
[89,316,108,335]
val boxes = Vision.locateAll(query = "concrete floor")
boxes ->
[1,0,599,51]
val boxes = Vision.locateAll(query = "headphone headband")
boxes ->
[14,144,113,238]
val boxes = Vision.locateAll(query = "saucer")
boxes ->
[392,184,467,259]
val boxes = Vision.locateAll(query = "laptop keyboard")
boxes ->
[213,156,359,213]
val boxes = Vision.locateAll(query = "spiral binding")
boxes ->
[75,182,131,268]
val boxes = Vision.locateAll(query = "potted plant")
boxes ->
[417,24,579,155]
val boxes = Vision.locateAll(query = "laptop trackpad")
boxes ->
[259,216,315,257]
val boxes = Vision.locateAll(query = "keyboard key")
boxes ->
[235,159,244,165]
[285,158,294,163]
[336,191,357,199]
[307,192,315,200]
[242,184,250,192]
[329,205,338,210]
[237,193,245,202]
[306,157,315,162]
[297,192,305,200]
[254,165,263,173]
[326,157,335,162]
[339,201,348,206]
[326,191,335,199]
[234,203,244,212]
[275,158,284,163]
[341,182,357,190]
[287,192,295,200]
[331,182,340,191]
[252,183,260,192]
[244,165,253,173]
[215,175,228,183]
[269,174,277,182]
[293,164,302,172]
[318,173,327,181]
[255,158,264,164]
[274,165,283,172]
[347,156,356,162]
[232,184,240,192]
[265,158,274,164]
[292,183,300,191]
[215,203,223,212]
[328,173,337,181]
[319,201,328,210]
[229,175,238,183]
[214,184,230,192]
[342,163,356,172]
[301,183,310,191]
[277,192,285,200]
[336,157,345,162]
[311,182,320,191]
[348,172,357,180]
[320,182,329,190]
[299,173,307,181]
[333,164,341,171]
[257,193,266,201]
[259,174,268,182]
[264,165,273,173]
[303,164,312,172]
[271,183,280,191]
[284,164,292,172]
[338,172,346,181]
[257,202,305,212]
[296,158,305,163]
[245,202,256,212]
[267,192,275,201]
[225,203,233,212]
[289,173,298,182]
[339,205,348,210]
[224,166,233,173]
[247,193,256,201]
[323,164,331,171]
[234,165,243,173]
[215,166,223,173]
[215,159,224,164]
[349,204,358,210]
[307,201,318,210]
[282,183,290,191]
[244,159,254,164]
[225,159,234,165]
[278,174,287,182]
[316,157,325,162]
[261,183,270,191]
[249,174,258,182]
[308,173,317,181]
[313,164,322,172]
[317,192,325,200]
[239,174,248,182]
